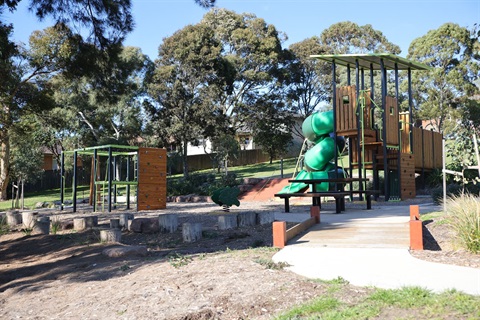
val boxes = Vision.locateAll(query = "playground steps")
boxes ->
[239,178,290,201]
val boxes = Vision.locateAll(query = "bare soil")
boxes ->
[0,200,478,319]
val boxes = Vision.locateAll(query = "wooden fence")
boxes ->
[169,149,283,174]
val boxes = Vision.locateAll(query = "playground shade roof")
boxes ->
[310,53,431,71]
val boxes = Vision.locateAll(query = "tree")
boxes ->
[0,23,75,199]
[200,9,286,126]
[407,23,480,134]
[41,45,152,149]
[320,21,401,55]
[147,23,233,177]
[242,92,294,164]
[283,37,331,140]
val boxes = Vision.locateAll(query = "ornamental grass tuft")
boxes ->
[446,193,480,254]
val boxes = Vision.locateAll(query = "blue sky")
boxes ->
[4,0,480,60]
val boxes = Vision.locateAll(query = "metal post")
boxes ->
[395,63,401,199]
[60,152,65,210]
[280,158,284,178]
[126,155,131,210]
[93,149,97,212]
[442,139,446,213]
[73,151,77,212]
[361,68,365,90]
[408,68,414,153]
[381,58,389,201]
[347,64,351,85]
[356,59,363,199]
[113,155,117,209]
[332,60,338,179]
[107,147,112,212]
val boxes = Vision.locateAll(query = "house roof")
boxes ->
[310,53,432,71]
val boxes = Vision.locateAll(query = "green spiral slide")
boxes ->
[279,110,339,194]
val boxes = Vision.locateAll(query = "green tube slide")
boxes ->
[278,110,338,194]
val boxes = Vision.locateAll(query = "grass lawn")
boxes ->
[276,283,480,320]
[0,185,90,212]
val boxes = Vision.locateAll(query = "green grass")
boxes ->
[275,287,480,320]
[0,185,90,212]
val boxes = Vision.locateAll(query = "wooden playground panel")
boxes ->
[335,84,442,200]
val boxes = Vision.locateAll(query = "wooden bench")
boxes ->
[274,191,350,214]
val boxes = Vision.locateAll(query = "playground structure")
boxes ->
[285,54,443,201]
[60,145,167,212]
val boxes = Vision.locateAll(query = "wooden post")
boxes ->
[310,206,320,224]
[6,211,21,227]
[182,222,202,243]
[100,229,122,243]
[119,213,134,229]
[110,219,120,229]
[237,212,256,227]
[272,221,286,248]
[256,212,274,225]
[34,217,50,235]
[85,216,98,228]
[73,218,86,231]
[158,214,178,233]
[218,214,238,230]
[409,205,423,250]
[21,211,36,229]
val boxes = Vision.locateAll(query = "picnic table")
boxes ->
[275,177,378,213]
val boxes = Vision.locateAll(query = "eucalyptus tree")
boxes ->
[285,22,401,138]
[407,23,480,134]
[241,91,294,164]
[321,21,401,55]
[2,0,216,47]
[200,9,286,126]
[0,23,75,199]
[42,44,152,149]
[147,23,234,177]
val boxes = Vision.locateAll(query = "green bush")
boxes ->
[167,172,239,196]
[431,183,480,204]
[431,184,463,204]
[446,194,480,254]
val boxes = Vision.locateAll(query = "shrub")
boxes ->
[431,184,463,204]
[167,172,239,196]
[446,194,480,254]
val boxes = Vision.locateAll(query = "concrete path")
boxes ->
[273,203,480,295]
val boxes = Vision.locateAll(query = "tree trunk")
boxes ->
[0,139,11,200]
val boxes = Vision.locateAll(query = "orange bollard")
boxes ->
[409,205,423,250]
[272,221,287,248]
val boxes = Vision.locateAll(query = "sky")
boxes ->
[3,0,480,60]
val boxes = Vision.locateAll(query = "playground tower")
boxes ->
[309,54,443,201]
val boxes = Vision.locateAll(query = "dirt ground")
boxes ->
[0,199,479,319]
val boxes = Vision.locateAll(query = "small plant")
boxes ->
[167,252,192,268]
[51,217,62,235]
[250,240,265,248]
[253,258,290,270]
[446,194,480,253]
[119,264,131,272]
[22,227,34,236]
[0,215,9,235]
